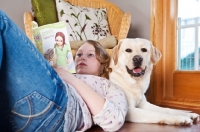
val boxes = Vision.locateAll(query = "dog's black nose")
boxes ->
[133,55,143,66]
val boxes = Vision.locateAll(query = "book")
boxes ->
[32,21,76,73]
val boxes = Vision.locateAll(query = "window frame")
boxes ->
[177,17,200,70]
[149,0,200,113]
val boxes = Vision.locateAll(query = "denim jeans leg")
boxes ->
[0,10,68,131]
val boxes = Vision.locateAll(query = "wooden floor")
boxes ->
[86,121,200,132]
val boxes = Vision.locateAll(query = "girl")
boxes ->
[54,32,73,72]
[0,10,127,132]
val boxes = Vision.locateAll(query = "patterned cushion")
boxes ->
[70,35,117,49]
[31,0,58,26]
[55,0,111,41]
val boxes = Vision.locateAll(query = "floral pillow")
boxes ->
[55,0,111,41]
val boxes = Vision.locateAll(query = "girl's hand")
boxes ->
[54,68,73,83]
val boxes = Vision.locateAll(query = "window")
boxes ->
[177,0,200,70]
[150,0,200,113]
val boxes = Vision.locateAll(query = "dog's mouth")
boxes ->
[126,66,146,77]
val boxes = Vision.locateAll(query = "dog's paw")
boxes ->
[181,112,200,124]
[175,111,199,124]
[175,116,193,126]
[162,116,193,126]
[189,113,199,124]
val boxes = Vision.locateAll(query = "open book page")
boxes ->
[32,21,76,73]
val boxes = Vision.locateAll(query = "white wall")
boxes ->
[0,0,150,39]
[108,0,150,39]
[0,0,32,31]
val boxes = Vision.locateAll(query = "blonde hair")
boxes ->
[80,40,111,79]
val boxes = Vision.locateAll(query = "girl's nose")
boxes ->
[80,54,86,60]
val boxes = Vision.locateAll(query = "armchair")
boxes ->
[24,0,131,56]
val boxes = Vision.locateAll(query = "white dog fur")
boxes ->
[109,38,199,125]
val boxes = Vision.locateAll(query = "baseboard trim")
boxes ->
[155,98,200,114]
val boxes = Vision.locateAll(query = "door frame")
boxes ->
[149,0,200,113]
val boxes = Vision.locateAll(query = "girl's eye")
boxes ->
[88,54,94,57]
[56,40,63,42]
[76,53,82,57]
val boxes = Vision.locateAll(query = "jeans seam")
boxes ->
[11,102,53,118]
[37,109,57,132]
[49,109,65,132]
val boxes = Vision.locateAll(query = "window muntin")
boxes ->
[177,0,200,70]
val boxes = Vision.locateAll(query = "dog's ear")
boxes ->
[112,39,124,65]
[150,42,162,65]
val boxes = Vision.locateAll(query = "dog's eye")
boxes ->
[141,48,147,52]
[125,48,132,53]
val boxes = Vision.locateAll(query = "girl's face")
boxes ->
[75,43,101,76]
[55,36,63,46]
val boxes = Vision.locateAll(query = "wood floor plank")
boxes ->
[86,121,200,132]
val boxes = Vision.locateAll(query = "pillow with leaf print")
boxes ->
[55,0,111,41]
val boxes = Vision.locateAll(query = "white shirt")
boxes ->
[72,74,128,131]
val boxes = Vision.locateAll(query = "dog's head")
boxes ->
[111,38,161,78]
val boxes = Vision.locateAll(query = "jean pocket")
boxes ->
[10,91,63,132]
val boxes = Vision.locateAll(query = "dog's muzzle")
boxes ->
[126,55,146,77]
[126,66,146,77]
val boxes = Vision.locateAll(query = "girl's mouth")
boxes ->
[79,62,87,66]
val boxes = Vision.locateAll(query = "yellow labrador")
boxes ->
[109,38,199,125]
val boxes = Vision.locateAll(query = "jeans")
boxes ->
[0,10,82,131]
